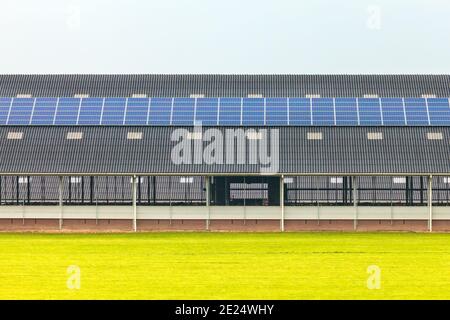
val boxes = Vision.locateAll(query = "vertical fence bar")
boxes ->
[428,175,433,232]
[206,176,210,230]
[132,175,137,232]
[59,176,63,231]
[280,176,285,232]
[353,176,358,231]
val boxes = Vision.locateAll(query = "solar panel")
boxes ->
[218,98,241,125]
[0,98,12,125]
[31,98,58,125]
[54,98,80,125]
[242,98,264,125]
[171,98,195,125]
[335,98,358,125]
[380,98,406,126]
[124,98,149,125]
[78,98,103,125]
[266,98,288,125]
[101,98,126,125]
[428,98,450,126]
[288,98,311,125]
[312,98,334,125]
[358,98,382,126]
[404,98,429,125]
[195,98,219,125]
[1,96,450,127]
[8,98,34,125]
[148,98,172,125]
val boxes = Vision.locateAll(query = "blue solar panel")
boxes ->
[196,98,218,125]
[242,98,264,125]
[148,98,172,125]
[380,98,405,126]
[78,98,103,125]
[335,98,358,125]
[101,98,126,125]
[54,98,80,125]
[0,98,12,125]
[3,96,450,127]
[218,98,241,125]
[124,98,149,125]
[358,98,382,126]
[312,98,334,125]
[172,98,195,125]
[31,98,58,125]
[8,98,34,125]
[266,98,288,125]
[428,98,450,126]
[404,98,429,125]
[288,98,311,125]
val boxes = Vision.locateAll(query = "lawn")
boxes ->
[0,232,449,299]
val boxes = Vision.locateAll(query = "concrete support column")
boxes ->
[352,176,358,231]
[58,176,63,231]
[280,176,285,232]
[206,176,210,230]
[428,175,433,232]
[132,175,137,232]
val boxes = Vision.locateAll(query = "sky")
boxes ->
[0,0,449,74]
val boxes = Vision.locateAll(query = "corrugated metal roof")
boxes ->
[0,126,449,175]
[0,74,449,97]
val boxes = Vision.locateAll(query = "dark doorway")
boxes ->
[210,176,280,206]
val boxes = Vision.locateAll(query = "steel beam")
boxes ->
[58,176,63,230]
[132,175,137,232]
[428,175,433,232]
[352,176,358,231]
[280,176,285,232]
[206,176,210,230]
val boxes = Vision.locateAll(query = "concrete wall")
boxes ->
[0,205,450,232]
[1,205,449,220]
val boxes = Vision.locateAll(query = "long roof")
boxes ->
[0,74,449,97]
[0,126,449,175]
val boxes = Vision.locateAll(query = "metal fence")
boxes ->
[285,176,450,206]
[0,176,206,205]
[1,175,450,206]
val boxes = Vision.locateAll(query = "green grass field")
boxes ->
[0,232,449,299]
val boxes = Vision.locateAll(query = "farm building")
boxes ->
[0,74,450,231]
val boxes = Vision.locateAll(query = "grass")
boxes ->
[0,232,450,299]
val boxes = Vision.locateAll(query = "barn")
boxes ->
[0,74,449,232]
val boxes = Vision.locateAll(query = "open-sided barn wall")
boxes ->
[0,74,449,97]
[284,176,434,205]
[2,174,450,206]
[0,176,206,205]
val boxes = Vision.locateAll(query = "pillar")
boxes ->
[132,175,137,232]
[352,176,358,231]
[59,176,63,230]
[428,175,433,232]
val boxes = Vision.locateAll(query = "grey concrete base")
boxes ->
[0,205,448,232]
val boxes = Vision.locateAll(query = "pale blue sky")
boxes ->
[0,0,449,74]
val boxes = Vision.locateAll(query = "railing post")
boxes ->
[352,176,358,231]
[132,175,137,232]
[428,175,433,232]
[280,175,285,232]
[206,176,210,231]
[59,176,63,231]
